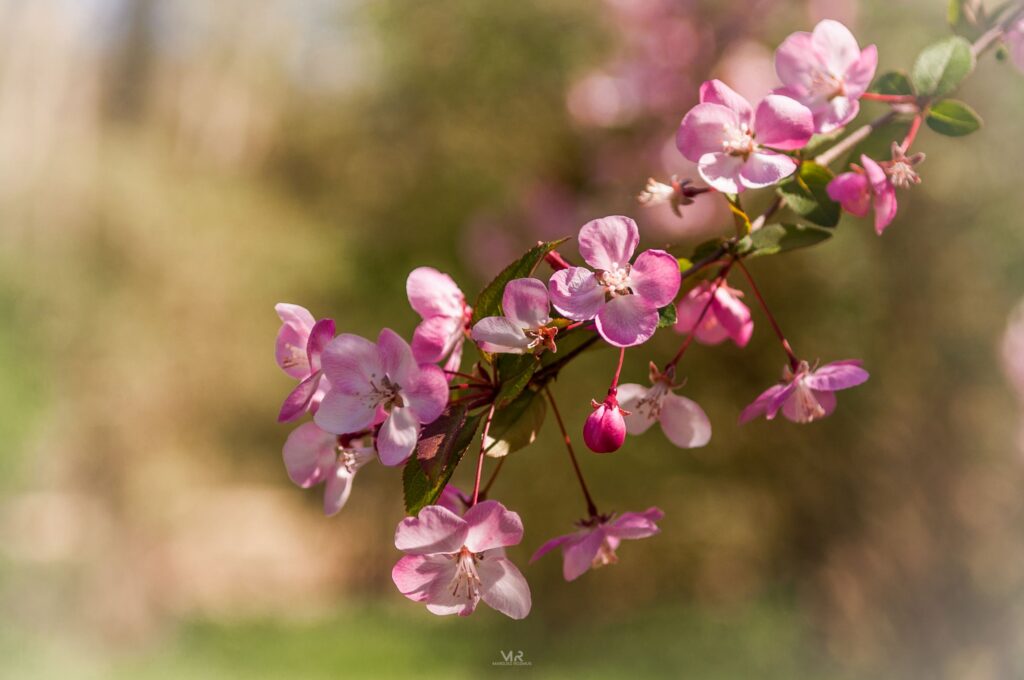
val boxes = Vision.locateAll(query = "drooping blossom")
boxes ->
[391,501,531,619]
[739,359,869,424]
[827,144,923,235]
[315,329,448,466]
[773,19,878,133]
[617,363,711,448]
[676,80,814,194]
[436,484,467,515]
[407,267,472,373]
[583,393,627,453]
[275,303,336,422]
[282,421,374,516]
[531,507,663,581]
[471,278,558,354]
[548,216,681,347]
[637,176,706,217]
[1005,17,1024,73]
[674,281,753,347]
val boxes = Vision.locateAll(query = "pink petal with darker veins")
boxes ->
[306,318,335,370]
[739,382,793,424]
[320,333,382,394]
[502,278,551,330]
[549,267,605,321]
[630,249,681,308]
[562,528,605,581]
[278,370,324,422]
[314,388,378,435]
[595,295,659,347]
[577,216,639,271]
[530,532,575,563]
[403,364,448,423]
[803,360,870,391]
[377,328,416,387]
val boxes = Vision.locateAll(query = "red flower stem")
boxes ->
[564,320,589,332]
[448,382,490,391]
[734,258,799,370]
[607,347,626,396]
[665,259,735,371]
[902,114,922,151]
[470,401,498,506]
[859,92,917,104]
[544,386,598,518]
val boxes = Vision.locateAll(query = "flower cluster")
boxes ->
[272,8,1020,618]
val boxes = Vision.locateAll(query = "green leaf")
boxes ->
[470,238,568,326]
[947,0,985,40]
[657,303,677,328]
[482,389,546,458]
[869,70,914,96]
[493,353,539,409]
[776,162,840,228]
[926,99,982,136]
[677,257,694,273]
[747,223,833,258]
[402,405,482,515]
[911,36,975,98]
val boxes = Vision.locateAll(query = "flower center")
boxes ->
[449,547,483,601]
[883,160,920,189]
[634,381,669,421]
[722,122,756,158]
[525,325,559,353]
[282,343,306,369]
[591,537,619,570]
[597,265,633,296]
[808,69,845,101]
[791,379,827,424]
[369,375,405,411]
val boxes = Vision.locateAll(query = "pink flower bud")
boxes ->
[584,395,627,453]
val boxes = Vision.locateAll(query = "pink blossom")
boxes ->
[282,422,374,516]
[548,216,681,347]
[675,80,814,193]
[275,303,336,422]
[1005,17,1024,73]
[530,507,663,581]
[584,393,627,453]
[773,20,878,133]
[391,501,531,619]
[407,267,471,373]
[436,484,467,515]
[471,278,558,354]
[674,281,753,347]
[827,154,897,234]
[315,329,448,467]
[739,359,869,424]
[617,364,711,448]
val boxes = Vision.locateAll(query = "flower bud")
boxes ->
[583,395,627,453]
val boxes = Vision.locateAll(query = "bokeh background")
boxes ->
[2,0,1024,678]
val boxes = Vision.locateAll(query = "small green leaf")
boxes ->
[677,257,694,273]
[471,238,568,326]
[776,162,840,228]
[483,389,546,458]
[403,405,482,515]
[747,223,832,258]
[926,98,982,136]
[657,303,677,328]
[869,71,914,96]
[493,353,539,409]
[911,36,975,98]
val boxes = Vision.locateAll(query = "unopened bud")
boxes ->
[583,394,627,453]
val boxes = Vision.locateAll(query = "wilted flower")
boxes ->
[282,422,374,516]
[471,278,558,354]
[275,303,336,422]
[676,80,814,193]
[531,508,664,581]
[407,267,472,373]
[391,501,531,619]
[617,364,711,448]
[740,359,869,424]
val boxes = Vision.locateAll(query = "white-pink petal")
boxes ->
[406,267,465,320]
[630,249,681,308]
[377,405,421,466]
[696,153,744,194]
[377,328,417,388]
[616,383,657,435]
[739,152,798,189]
[577,215,639,271]
[548,267,604,321]
[462,500,524,553]
[394,505,468,555]
[698,79,753,123]
[594,294,659,347]
[502,278,551,330]
[314,389,377,435]
[477,556,532,620]
[320,334,382,394]
[282,422,337,488]
[677,104,740,162]
[659,392,712,448]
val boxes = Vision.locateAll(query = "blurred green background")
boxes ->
[2,0,1024,678]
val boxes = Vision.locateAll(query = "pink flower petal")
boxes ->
[873,183,898,235]
[394,504,468,555]
[502,278,551,330]
[659,392,712,448]
[462,500,524,553]
[323,465,354,516]
[712,288,753,348]
[753,95,814,150]
[443,336,465,374]
[412,315,462,364]
[577,216,639,271]
[617,383,657,435]
[530,532,575,563]
[377,328,416,387]
[392,553,455,601]
[306,318,336,371]
[605,507,664,539]
[813,96,858,134]
[549,267,604,321]
[676,103,739,162]
[278,371,324,423]
[314,388,378,435]
[320,333,382,394]
[675,285,728,345]
[562,528,605,581]
[698,79,753,124]
[827,172,871,217]
[275,303,315,379]
[738,382,791,424]
[478,556,532,620]
[739,152,799,189]
[436,485,466,515]
[630,249,681,308]
[377,406,420,466]
[594,294,659,347]
[774,31,819,92]
[282,422,336,488]
[696,152,744,194]
[803,360,870,391]
[812,19,861,75]
[406,267,464,320]
[472,316,531,354]
[844,44,878,98]
[404,363,448,423]
[780,385,837,423]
